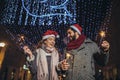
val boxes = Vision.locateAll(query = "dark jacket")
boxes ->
[26,51,37,80]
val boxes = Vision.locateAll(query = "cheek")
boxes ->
[44,41,49,45]
[47,41,53,45]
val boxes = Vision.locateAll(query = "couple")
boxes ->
[23,24,110,80]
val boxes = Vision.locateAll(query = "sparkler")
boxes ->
[99,30,106,45]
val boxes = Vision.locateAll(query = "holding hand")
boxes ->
[61,59,70,70]
[23,46,33,59]
[101,40,110,51]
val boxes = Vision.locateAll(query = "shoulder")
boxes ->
[36,48,45,53]
[84,38,93,43]
[84,38,98,47]
[85,38,96,44]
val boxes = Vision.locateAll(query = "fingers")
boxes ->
[101,40,110,51]
[102,41,110,47]
[62,59,67,63]
[61,59,70,70]
[63,63,69,70]
[23,46,32,55]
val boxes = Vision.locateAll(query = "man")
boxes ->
[23,30,60,80]
[62,24,110,80]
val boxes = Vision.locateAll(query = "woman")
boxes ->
[23,30,60,80]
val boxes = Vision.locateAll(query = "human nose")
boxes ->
[67,34,70,37]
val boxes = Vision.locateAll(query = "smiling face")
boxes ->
[67,28,77,41]
[44,36,55,48]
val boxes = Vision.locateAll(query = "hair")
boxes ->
[36,40,44,49]
[36,38,52,49]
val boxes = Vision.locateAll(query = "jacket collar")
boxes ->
[68,38,93,54]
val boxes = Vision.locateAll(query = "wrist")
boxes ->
[29,54,33,59]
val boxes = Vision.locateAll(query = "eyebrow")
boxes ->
[68,31,71,33]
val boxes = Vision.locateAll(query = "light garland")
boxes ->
[0,0,112,52]
[1,0,76,26]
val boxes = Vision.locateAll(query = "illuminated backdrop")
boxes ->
[0,0,112,52]
[1,0,76,26]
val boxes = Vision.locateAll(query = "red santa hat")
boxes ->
[70,24,82,35]
[42,30,59,40]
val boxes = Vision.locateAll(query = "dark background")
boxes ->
[0,0,120,79]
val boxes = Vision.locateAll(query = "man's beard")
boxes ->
[69,35,76,41]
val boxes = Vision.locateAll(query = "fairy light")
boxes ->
[0,0,77,26]
[0,42,6,47]
[0,0,112,52]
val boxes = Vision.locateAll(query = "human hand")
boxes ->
[61,59,70,70]
[101,40,110,51]
[23,46,33,58]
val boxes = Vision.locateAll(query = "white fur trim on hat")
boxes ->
[42,34,55,40]
[56,35,59,38]
[70,25,81,34]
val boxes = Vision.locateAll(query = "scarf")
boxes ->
[66,34,86,51]
[36,48,59,80]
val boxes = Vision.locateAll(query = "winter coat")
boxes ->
[27,48,59,80]
[64,38,109,80]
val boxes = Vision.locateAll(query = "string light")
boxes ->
[0,0,112,52]
[0,42,6,47]
[1,0,76,26]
